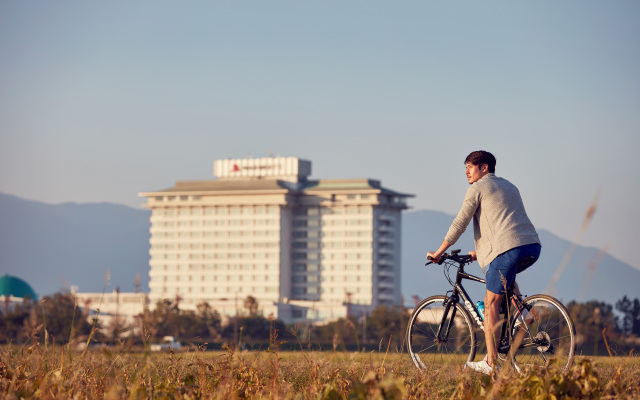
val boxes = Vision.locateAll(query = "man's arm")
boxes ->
[427,240,452,263]
[444,186,480,245]
[428,187,480,263]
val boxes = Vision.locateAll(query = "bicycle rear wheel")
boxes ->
[406,295,477,370]
[509,294,575,372]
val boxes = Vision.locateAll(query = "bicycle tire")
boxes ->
[406,295,477,370]
[508,294,575,372]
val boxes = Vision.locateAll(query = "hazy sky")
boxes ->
[1,2,639,270]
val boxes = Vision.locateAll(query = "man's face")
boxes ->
[465,162,488,184]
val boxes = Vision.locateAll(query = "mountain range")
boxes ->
[1,192,638,306]
[0,192,150,296]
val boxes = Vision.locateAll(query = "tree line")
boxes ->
[1,292,638,355]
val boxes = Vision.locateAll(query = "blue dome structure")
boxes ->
[0,274,38,300]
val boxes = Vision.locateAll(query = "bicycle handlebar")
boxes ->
[426,249,473,266]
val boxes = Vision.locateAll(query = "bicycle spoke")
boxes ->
[407,296,476,370]
[509,295,575,373]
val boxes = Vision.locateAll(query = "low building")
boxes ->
[72,289,149,337]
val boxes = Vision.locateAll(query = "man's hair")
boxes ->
[465,151,496,173]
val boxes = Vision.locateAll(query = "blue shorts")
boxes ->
[486,243,541,295]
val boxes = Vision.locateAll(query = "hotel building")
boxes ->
[139,157,412,323]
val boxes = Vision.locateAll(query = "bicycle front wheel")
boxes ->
[406,295,477,370]
[509,294,575,372]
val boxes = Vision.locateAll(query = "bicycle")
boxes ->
[406,249,576,373]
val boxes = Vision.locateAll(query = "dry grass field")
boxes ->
[1,341,639,399]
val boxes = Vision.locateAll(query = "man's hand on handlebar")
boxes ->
[426,251,441,264]
[468,251,477,261]
[427,240,452,264]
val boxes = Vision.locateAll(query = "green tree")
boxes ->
[310,318,351,349]
[221,315,286,344]
[615,296,640,336]
[243,295,260,317]
[194,301,222,340]
[367,304,408,349]
[38,292,93,343]
[145,299,180,339]
[567,300,621,355]
[0,297,35,341]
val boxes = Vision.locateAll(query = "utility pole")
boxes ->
[115,287,120,342]
[234,291,238,349]
[362,305,367,351]
[345,291,352,318]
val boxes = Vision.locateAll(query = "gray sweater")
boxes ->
[444,173,541,268]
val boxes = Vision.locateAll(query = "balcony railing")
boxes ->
[377,269,395,278]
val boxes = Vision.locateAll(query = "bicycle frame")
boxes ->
[453,266,542,354]
[435,263,486,341]
[438,264,536,351]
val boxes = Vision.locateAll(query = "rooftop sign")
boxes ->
[214,157,311,181]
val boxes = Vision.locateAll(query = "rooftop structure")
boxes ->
[0,274,38,300]
[0,274,38,314]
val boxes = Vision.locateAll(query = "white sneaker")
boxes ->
[464,355,496,375]
[514,308,533,330]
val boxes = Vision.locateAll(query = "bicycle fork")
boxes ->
[434,296,458,343]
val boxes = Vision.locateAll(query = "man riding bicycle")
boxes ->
[427,150,542,374]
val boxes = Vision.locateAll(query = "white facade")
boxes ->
[139,157,411,323]
[73,290,149,337]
